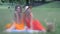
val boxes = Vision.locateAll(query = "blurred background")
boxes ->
[0,0,60,34]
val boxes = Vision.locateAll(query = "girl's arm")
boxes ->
[7,23,15,29]
[30,12,33,29]
[5,23,15,32]
[6,12,17,31]
[14,12,20,23]
[30,12,33,22]
[5,13,16,31]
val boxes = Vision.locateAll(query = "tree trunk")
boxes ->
[26,0,29,6]
[42,0,45,3]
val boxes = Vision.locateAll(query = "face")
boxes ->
[16,7,21,12]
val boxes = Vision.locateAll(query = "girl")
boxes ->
[24,6,46,32]
[5,5,25,32]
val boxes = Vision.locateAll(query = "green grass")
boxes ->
[0,1,60,34]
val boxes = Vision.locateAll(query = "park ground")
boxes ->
[0,1,60,34]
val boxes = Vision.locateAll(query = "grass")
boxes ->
[0,1,60,34]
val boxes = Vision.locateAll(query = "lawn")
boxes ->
[0,1,60,34]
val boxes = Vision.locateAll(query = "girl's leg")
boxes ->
[32,19,46,32]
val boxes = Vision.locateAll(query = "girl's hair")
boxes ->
[24,6,32,17]
[25,6,32,12]
[27,6,32,9]
[15,5,22,13]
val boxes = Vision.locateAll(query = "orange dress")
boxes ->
[6,20,24,30]
[15,20,24,30]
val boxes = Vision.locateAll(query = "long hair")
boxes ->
[14,5,23,23]
[15,5,22,13]
[24,6,32,20]
[25,7,31,16]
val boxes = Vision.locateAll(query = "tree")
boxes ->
[0,0,2,3]
[42,0,45,3]
[1,0,5,3]
[26,0,29,6]
[26,0,34,6]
